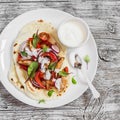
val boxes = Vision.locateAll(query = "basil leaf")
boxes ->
[38,99,45,103]
[48,90,54,97]
[48,62,57,71]
[72,77,77,84]
[32,33,39,48]
[33,33,37,38]
[42,45,48,52]
[28,62,38,78]
[21,51,27,57]
[84,55,90,63]
[58,71,69,77]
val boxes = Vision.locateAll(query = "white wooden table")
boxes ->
[0,0,120,119]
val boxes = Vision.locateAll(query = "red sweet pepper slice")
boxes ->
[17,53,22,61]
[42,51,58,62]
[36,42,41,48]
[31,56,37,61]
[35,71,46,89]
[19,64,28,71]
[51,71,56,79]
[28,38,33,42]
[41,41,52,47]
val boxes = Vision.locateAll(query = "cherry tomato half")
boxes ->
[64,67,69,73]
[39,32,50,41]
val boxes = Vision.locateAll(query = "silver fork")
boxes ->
[74,54,100,98]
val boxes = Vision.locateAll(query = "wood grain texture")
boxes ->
[0,0,120,120]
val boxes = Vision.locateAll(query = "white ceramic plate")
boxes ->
[0,8,98,108]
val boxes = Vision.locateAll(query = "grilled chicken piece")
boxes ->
[56,57,64,69]
[60,77,67,90]
[18,60,32,66]
[28,41,35,51]
[46,80,55,90]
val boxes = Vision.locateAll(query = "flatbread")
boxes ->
[9,20,70,100]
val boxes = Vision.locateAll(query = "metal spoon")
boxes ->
[71,53,100,98]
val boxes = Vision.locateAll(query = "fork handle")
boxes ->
[78,69,100,98]
[85,76,100,98]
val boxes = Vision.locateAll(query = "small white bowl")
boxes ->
[58,18,90,48]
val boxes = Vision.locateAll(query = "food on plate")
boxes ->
[9,20,71,100]
[84,55,90,69]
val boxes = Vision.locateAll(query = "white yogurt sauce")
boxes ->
[44,70,51,80]
[55,78,62,90]
[25,47,41,57]
[58,19,88,47]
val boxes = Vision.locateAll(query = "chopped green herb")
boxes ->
[84,55,90,63]
[72,77,77,84]
[48,62,57,71]
[42,45,48,52]
[32,33,39,48]
[21,51,27,57]
[27,62,38,78]
[48,90,54,97]
[58,71,69,77]
[84,55,90,69]
[33,33,37,38]
[38,99,45,103]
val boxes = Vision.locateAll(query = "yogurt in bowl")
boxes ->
[58,18,90,48]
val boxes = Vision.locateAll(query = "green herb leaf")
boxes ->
[38,99,45,103]
[48,90,54,97]
[32,33,39,48]
[58,71,69,77]
[21,51,27,57]
[72,77,77,84]
[84,55,90,63]
[42,45,48,52]
[84,55,90,69]
[28,62,38,78]
[48,62,57,71]
[33,33,36,38]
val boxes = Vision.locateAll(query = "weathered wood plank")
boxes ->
[0,0,69,2]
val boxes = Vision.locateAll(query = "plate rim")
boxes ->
[0,8,98,108]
